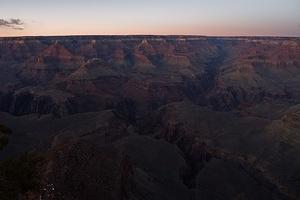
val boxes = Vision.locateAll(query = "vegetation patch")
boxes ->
[0,153,44,200]
[0,124,12,150]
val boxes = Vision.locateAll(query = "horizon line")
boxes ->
[0,34,299,39]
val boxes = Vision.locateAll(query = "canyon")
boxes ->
[0,36,300,200]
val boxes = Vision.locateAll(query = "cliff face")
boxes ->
[0,36,300,200]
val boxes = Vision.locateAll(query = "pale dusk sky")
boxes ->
[0,0,299,37]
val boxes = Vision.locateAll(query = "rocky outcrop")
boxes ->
[139,101,300,199]
[39,134,190,200]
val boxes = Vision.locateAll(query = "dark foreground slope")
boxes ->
[0,36,300,200]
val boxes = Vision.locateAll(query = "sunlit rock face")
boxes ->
[0,36,300,200]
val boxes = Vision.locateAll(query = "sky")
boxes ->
[0,0,300,37]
